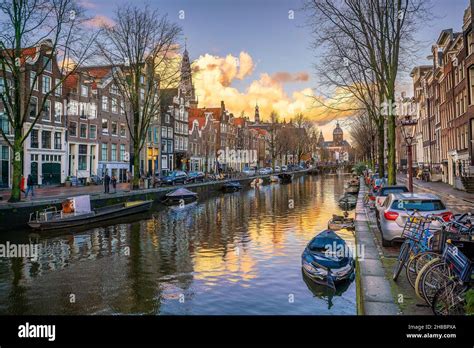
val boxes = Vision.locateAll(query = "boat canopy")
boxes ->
[166,188,197,197]
[308,230,345,252]
[63,195,91,215]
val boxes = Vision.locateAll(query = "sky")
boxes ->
[80,0,469,140]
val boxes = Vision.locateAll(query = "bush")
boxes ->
[353,162,367,176]
[465,289,474,315]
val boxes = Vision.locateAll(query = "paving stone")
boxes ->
[359,259,385,276]
[362,275,394,303]
[364,301,399,315]
[360,245,380,260]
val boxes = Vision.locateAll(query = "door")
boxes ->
[31,162,38,185]
[42,162,61,185]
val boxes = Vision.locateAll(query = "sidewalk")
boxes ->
[397,174,474,204]
[0,183,131,203]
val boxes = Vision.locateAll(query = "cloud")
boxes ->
[271,71,309,83]
[78,0,98,9]
[84,15,115,28]
[192,51,355,124]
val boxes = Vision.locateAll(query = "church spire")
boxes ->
[179,39,197,107]
[254,101,260,124]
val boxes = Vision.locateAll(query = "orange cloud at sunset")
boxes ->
[84,15,115,28]
[192,51,355,124]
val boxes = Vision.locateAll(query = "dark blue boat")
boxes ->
[302,230,355,288]
[221,181,242,192]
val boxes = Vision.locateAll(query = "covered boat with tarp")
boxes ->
[162,188,198,206]
[301,230,355,288]
[338,193,357,210]
[278,173,293,184]
[221,181,242,193]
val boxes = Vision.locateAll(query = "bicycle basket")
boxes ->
[443,241,474,282]
[402,217,431,242]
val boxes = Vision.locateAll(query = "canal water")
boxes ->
[0,174,356,315]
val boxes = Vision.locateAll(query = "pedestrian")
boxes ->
[20,175,26,194]
[111,175,117,193]
[25,174,34,199]
[104,172,110,194]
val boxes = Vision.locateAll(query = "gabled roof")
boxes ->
[233,117,247,127]
[189,107,221,120]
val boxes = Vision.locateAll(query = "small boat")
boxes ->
[278,173,293,184]
[328,213,355,231]
[270,175,280,183]
[348,178,360,187]
[301,230,355,287]
[28,195,153,231]
[345,185,359,194]
[338,194,357,210]
[250,178,263,187]
[221,181,242,193]
[162,188,198,206]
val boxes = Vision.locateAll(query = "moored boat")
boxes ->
[345,185,359,194]
[270,175,280,183]
[301,230,355,287]
[162,188,198,206]
[278,173,293,184]
[327,214,355,230]
[28,195,153,231]
[338,193,357,210]
[221,181,242,192]
[250,178,263,187]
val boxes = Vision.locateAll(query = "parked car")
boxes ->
[281,165,288,172]
[265,167,273,174]
[372,178,386,192]
[374,185,409,219]
[258,168,269,175]
[274,166,281,173]
[378,193,452,247]
[161,171,189,186]
[188,171,205,183]
[242,167,257,176]
[90,175,103,185]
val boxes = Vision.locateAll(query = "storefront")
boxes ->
[0,145,10,188]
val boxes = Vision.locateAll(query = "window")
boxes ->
[111,144,117,161]
[102,119,109,134]
[30,71,38,91]
[120,124,126,137]
[69,121,77,137]
[111,98,118,113]
[140,88,145,101]
[78,145,87,170]
[81,85,88,97]
[101,143,108,161]
[111,121,117,136]
[111,85,119,95]
[167,140,173,153]
[154,127,159,143]
[102,96,108,111]
[43,56,52,72]
[29,97,38,119]
[80,102,87,119]
[165,114,170,124]
[89,103,97,118]
[161,140,167,152]
[69,100,78,115]
[42,75,51,94]
[80,124,87,138]
[120,100,125,114]
[42,99,51,121]
[162,126,167,138]
[54,102,62,123]
[89,125,97,139]
[0,113,8,135]
[54,132,61,150]
[55,79,62,97]
[120,144,125,161]
[42,130,51,149]
[30,129,39,148]
[167,127,173,138]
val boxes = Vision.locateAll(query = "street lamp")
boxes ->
[398,112,418,192]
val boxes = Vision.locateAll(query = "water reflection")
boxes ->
[0,174,356,315]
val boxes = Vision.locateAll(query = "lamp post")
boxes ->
[399,113,418,192]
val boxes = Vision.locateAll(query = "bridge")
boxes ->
[309,163,354,175]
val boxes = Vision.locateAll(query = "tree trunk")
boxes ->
[9,133,23,202]
[133,143,140,190]
[377,118,385,178]
[387,110,397,185]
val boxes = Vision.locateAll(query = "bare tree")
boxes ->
[349,112,378,168]
[267,110,279,169]
[305,0,430,184]
[96,4,181,189]
[0,0,95,202]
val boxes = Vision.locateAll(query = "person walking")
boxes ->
[111,175,117,193]
[104,172,110,194]
[25,174,35,199]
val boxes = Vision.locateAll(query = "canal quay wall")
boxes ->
[355,177,399,315]
[0,170,311,231]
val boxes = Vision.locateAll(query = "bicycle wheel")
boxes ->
[420,260,453,304]
[393,240,411,281]
[432,282,466,315]
[406,251,439,289]
[415,257,441,301]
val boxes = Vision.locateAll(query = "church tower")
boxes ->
[254,102,260,123]
[179,40,197,108]
[333,121,344,146]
